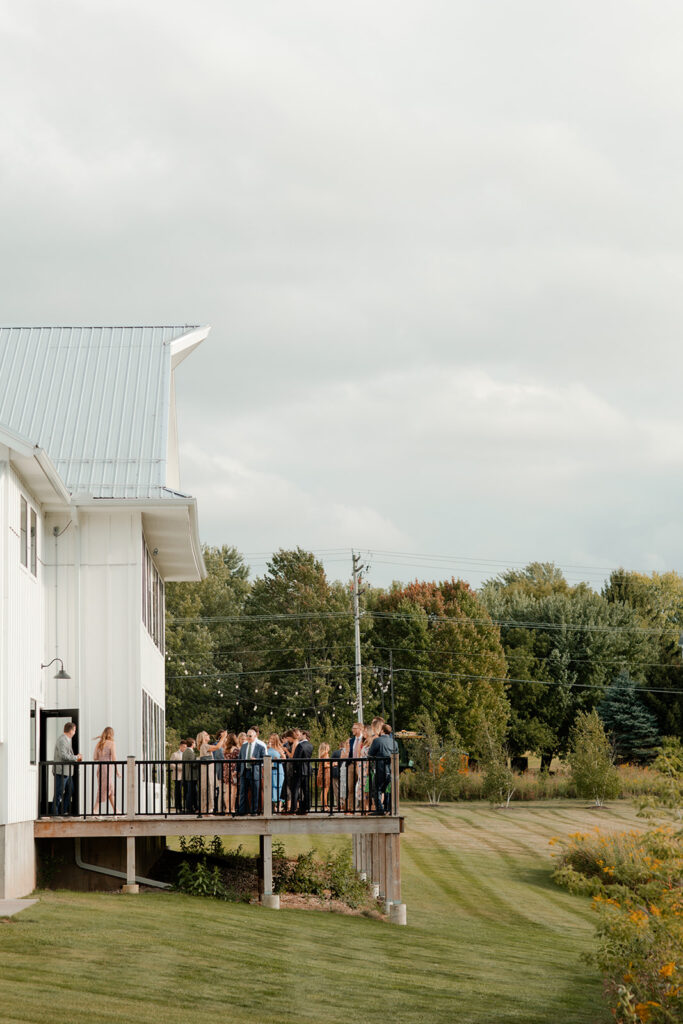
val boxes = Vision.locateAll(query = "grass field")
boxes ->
[0,801,644,1024]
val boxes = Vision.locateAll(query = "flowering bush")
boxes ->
[551,826,683,1022]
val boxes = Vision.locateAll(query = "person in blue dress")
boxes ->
[267,733,286,812]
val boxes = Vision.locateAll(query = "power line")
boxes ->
[166,663,683,697]
[168,607,678,636]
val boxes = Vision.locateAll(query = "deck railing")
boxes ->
[38,760,128,818]
[38,755,400,820]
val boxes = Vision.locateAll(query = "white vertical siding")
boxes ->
[0,464,44,826]
[43,508,164,764]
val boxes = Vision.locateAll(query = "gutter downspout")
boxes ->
[74,838,170,889]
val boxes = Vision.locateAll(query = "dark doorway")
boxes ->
[39,709,79,816]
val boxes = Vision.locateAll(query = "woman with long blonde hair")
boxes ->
[316,741,331,811]
[197,730,219,813]
[93,726,120,814]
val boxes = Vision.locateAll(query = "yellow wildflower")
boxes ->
[659,962,676,978]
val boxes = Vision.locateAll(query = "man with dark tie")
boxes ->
[238,728,264,815]
[292,729,313,815]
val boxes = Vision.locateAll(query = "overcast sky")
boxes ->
[2,1,683,590]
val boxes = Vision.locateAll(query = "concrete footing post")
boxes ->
[261,893,280,909]
[389,902,407,926]
[122,836,139,894]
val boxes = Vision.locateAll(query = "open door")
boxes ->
[39,709,79,816]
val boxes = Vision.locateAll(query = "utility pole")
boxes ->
[379,666,385,718]
[389,648,396,738]
[352,550,364,723]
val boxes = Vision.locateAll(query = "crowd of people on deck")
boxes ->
[169,717,398,817]
[48,717,398,818]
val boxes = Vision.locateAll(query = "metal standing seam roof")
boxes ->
[0,325,206,499]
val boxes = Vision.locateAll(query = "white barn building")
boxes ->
[0,325,208,898]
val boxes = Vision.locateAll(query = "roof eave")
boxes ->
[73,494,206,583]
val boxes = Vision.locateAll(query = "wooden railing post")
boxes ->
[263,756,272,817]
[126,756,136,819]
[391,752,400,816]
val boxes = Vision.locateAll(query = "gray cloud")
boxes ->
[2,1,683,586]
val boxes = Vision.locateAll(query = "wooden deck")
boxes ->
[35,755,406,920]
[34,812,404,839]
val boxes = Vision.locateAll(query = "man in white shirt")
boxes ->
[238,728,264,815]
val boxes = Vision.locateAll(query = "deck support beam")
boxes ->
[122,836,139,894]
[259,832,280,909]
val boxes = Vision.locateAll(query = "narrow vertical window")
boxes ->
[20,497,28,567]
[30,508,37,576]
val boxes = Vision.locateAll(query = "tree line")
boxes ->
[165,548,683,762]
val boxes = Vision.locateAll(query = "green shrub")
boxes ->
[326,847,370,908]
[176,858,228,899]
[274,849,326,896]
[552,825,683,1021]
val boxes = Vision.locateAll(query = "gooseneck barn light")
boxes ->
[40,657,71,680]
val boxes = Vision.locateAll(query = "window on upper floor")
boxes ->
[19,496,37,576]
[30,508,37,575]
[20,496,27,567]
[142,535,165,654]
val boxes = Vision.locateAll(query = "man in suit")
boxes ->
[238,728,264,815]
[292,729,313,815]
[52,722,82,815]
[368,724,398,814]
[170,739,187,812]
[182,737,198,813]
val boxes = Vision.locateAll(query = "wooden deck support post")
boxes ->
[371,833,380,897]
[122,836,139,894]
[378,833,386,900]
[358,835,365,879]
[388,832,405,924]
[390,752,399,817]
[383,833,393,913]
[122,757,139,893]
[368,835,378,901]
[260,832,280,909]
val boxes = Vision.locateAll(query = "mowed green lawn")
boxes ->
[0,802,643,1024]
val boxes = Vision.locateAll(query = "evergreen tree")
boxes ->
[603,569,683,739]
[598,671,659,764]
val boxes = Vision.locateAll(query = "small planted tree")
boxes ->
[568,710,619,806]
[475,711,515,808]
[405,712,463,804]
